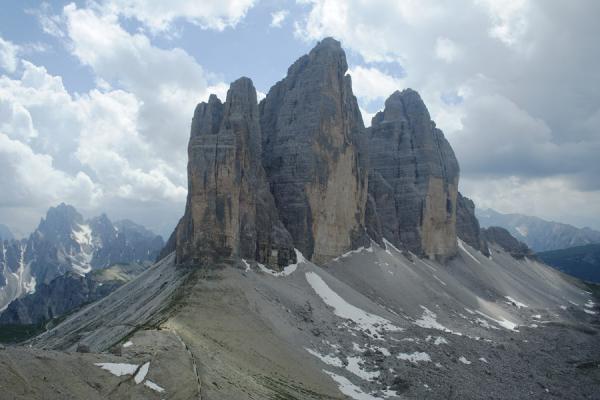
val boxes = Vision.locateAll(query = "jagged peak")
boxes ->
[225,77,258,113]
[191,95,224,137]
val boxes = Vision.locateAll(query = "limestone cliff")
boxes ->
[367,89,459,260]
[170,78,296,268]
[456,192,490,256]
[259,37,369,264]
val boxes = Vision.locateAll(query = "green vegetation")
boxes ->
[0,323,45,343]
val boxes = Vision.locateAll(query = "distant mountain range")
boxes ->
[0,203,164,311]
[538,244,600,283]
[476,208,600,252]
[0,263,146,333]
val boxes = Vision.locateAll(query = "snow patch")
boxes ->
[458,356,471,365]
[122,341,133,348]
[458,239,481,264]
[324,371,380,400]
[397,352,431,363]
[414,306,461,335]
[515,225,528,237]
[95,362,138,377]
[305,348,343,367]
[257,249,305,277]
[144,380,165,393]
[134,362,150,384]
[241,259,251,272]
[584,309,597,315]
[505,296,528,309]
[584,300,595,308]
[434,336,448,345]
[479,357,488,363]
[475,310,518,331]
[433,275,447,286]
[305,272,402,338]
[332,246,373,262]
[346,356,380,380]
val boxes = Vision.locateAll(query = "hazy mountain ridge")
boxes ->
[538,244,600,283]
[0,204,164,311]
[477,208,600,252]
[0,263,146,327]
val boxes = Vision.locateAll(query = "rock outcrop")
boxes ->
[259,37,369,264]
[170,78,296,268]
[482,226,534,259]
[456,192,489,256]
[367,90,459,260]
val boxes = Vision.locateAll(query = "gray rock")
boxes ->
[171,77,296,268]
[260,37,369,264]
[456,192,490,256]
[366,89,459,261]
[482,226,534,259]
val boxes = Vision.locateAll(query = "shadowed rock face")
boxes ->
[367,89,459,261]
[482,226,534,259]
[456,192,490,256]
[259,37,369,264]
[171,78,296,268]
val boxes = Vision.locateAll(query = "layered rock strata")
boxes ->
[456,192,490,256]
[367,90,459,261]
[259,37,369,264]
[170,78,296,268]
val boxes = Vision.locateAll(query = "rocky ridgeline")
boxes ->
[165,37,525,269]
[0,204,164,311]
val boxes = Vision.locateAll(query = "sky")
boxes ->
[0,0,599,238]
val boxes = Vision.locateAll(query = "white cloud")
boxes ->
[0,37,20,73]
[63,3,226,168]
[103,0,256,33]
[475,0,528,46]
[0,132,100,209]
[270,10,289,28]
[26,3,66,38]
[435,37,461,63]
[348,66,404,103]
[462,176,600,230]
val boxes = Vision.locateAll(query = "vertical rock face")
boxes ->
[456,192,490,256]
[259,38,369,264]
[172,78,296,267]
[367,90,459,260]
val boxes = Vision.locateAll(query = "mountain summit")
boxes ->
[165,37,461,267]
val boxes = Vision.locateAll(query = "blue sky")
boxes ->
[1,0,599,237]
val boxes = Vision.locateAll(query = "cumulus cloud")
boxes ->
[348,66,404,103]
[0,56,191,235]
[103,0,256,33]
[0,37,20,73]
[0,0,241,236]
[270,10,289,28]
